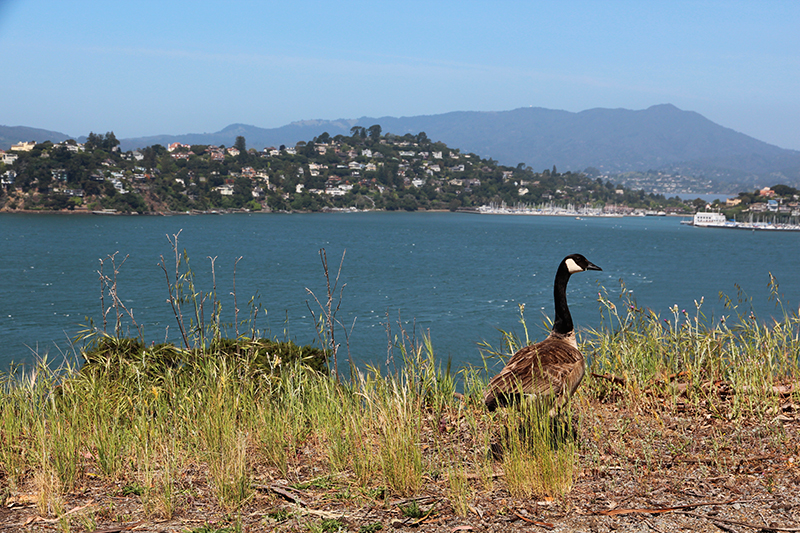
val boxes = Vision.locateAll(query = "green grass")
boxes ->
[585,279,800,418]
[1,249,798,524]
[2,289,797,517]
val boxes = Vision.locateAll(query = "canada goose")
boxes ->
[484,253,602,413]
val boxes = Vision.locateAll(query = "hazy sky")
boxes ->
[1,1,798,149]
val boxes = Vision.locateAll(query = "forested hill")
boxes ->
[0,129,690,214]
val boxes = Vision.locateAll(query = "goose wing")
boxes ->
[484,335,585,410]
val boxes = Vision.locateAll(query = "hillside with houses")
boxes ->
[1,127,798,218]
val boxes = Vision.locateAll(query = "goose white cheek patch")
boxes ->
[565,258,583,273]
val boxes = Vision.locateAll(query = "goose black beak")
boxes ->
[587,262,602,271]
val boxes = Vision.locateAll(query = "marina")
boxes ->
[477,202,623,217]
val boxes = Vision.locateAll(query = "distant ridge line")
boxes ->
[3,105,799,188]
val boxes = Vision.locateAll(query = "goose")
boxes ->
[484,253,602,413]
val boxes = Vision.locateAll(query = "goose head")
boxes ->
[562,253,602,275]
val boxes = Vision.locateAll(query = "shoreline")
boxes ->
[0,206,686,217]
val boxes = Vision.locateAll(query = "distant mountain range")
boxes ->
[4,105,800,191]
[0,125,73,147]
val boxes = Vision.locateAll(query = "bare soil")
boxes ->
[3,396,799,533]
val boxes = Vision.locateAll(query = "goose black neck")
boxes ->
[552,262,573,335]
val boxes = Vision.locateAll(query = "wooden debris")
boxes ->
[594,499,740,516]
[681,511,800,532]
[264,484,309,507]
[511,509,555,529]
[591,372,626,386]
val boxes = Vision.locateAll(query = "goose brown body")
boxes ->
[484,254,601,412]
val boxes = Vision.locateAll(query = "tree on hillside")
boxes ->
[771,184,798,197]
[104,132,119,151]
[234,136,247,153]
[350,126,366,140]
[299,140,316,158]
[85,132,119,151]
[142,144,166,170]
[368,125,382,142]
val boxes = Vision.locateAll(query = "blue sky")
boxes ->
[1,0,799,150]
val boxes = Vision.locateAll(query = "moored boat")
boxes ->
[685,211,800,231]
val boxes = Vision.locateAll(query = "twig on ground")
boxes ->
[591,372,627,386]
[465,471,505,480]
[93,521,148,533]
[642,518,667,533]
[595,499,741,516]
[511,509,555,529]
[681,511,800,532]
[390,495,438,507]
[408,499,442,526]
[21,503,98,526]
[263,484,309,507]
[292,505,350,520]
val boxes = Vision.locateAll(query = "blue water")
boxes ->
[1,212,798,373]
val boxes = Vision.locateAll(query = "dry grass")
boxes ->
[1,251,798,531]
[1,301,798,532]
[2,367,798,532]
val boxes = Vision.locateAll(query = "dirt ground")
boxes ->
[3,395,799,533]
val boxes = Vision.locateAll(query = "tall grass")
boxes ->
[585,279,800,418]
[498,402,578,499]
[1,245,798,522]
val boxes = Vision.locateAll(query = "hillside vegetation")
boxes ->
[0,128,686,214]
[4,127,800,217]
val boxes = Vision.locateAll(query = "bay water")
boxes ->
[1,212,798,373]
